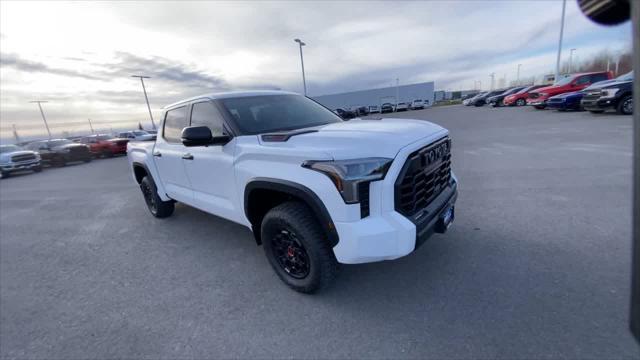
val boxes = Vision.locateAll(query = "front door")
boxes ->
[153,105,193,203]
[182,101,240,223]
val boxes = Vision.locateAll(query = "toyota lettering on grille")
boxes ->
[424,141,450,166]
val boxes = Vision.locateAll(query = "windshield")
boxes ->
[96,135,112,140]
[0,145,21,153]
[220,94,342,135]
[616,71,633,81]
[554,76,575,86]
[49,139,73,147]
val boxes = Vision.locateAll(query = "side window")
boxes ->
[190,102,224,136]
[591,73,608,83]
[575,76,590,85]
[163,106,188,143]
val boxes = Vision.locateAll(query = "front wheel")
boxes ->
[33,166,42,173]
[0,170,10,179]
[516,99,526,106]
[261,201,339,293]
[140,176,174,218]
[617,95,632,115]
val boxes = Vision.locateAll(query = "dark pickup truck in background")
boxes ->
[581,71,633,115]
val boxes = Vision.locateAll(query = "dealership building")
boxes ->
[312,81,435,110]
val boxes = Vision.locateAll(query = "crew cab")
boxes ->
[127,91,458,293]
[581,71,633,115]
[78,134,129,158]
[0,144,41,178]
[26,139,92,166]
[527,71,613,109]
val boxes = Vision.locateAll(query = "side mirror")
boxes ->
[181,126,231,147]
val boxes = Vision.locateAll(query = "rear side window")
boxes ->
[190,102,224,136]
[163,106,188,143]
[590,73,609,83]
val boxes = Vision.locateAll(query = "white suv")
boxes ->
[128,91,458,293]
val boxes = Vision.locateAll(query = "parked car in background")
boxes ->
[396,102,408,111]
[547,91,584,111]
[581,71,633,115]
[471,90,505,107]
[356,106,369,116]
[0,144,41,178]
[464,92,486,106]
[487,86,526,107]
[117,130,155,141]
[381,102,395,113]
[527,71,613,109]
[503,85,546,106]
[411,99,425,110]
[333,108,357,119]
[368,105,380,113]
[78,134,129,158]
[26,139,92,166]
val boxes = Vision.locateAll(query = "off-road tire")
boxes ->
[261,201,339,293]
[140,176,174,218]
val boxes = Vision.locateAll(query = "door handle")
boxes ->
[182,153,194,160]
[152,151,162,157]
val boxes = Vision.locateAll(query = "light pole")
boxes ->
[489,73,495,90]
[395,78,400,110]
[88,118,95,134]
[29,100,52,139]
[293,39,307,96]
[569,48,577,73]
[131,75,156,130]
[554,0,567,84]
[516,64,522,85]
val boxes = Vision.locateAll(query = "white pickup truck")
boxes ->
[128,90,458,293]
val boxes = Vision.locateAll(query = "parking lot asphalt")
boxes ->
[1,105,637,359]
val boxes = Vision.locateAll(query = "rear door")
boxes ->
[182,100,240,222]
[153,106,194,203]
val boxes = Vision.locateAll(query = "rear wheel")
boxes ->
[516,99,526,106]
[617,95,632,115]
[1,170,10,179]
[261,201,338,293]
[33,166,42,173]
[140,176,174,218]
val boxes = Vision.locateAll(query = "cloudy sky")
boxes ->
[0,1,632,139]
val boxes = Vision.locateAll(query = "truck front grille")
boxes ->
[581,90,602,101]
[395,137,452,217]
[11,154,36,162]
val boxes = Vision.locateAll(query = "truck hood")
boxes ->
[259,118,447,159]
[0,150,37,162]
[586,79,632,90]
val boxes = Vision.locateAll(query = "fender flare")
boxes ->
[244,178,339,247]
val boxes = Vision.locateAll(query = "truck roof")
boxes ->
[164,90,299,109]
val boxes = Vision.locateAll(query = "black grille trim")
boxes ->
[359,182,370,218]
[394,137,452,218]
[11,154,36,162]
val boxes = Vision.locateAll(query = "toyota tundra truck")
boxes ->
[127,91,458,293]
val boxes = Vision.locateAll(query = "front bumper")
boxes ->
[1,160,41,172]
[582,98,616,111]
[527,99,547,106]
[332,175,458,264]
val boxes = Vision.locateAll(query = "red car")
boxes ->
[503,85,546,106]
[78,134,129,158]
[527,71,613,109]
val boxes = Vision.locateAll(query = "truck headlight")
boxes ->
[601,88,619,98]
[302,157,393,204]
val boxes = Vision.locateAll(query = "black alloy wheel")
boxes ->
[271,228,311,279]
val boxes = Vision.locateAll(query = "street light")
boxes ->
[569,48,577,73]
[29,100,52,139]
[489,73,496,90]
[554,0,567,83]
[88,118,95,134]
[131,75,156,130]
[516,64,522,85]
[293,38,307,96]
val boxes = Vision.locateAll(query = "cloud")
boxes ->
[0,53,101,80]
[99,52,229,90]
